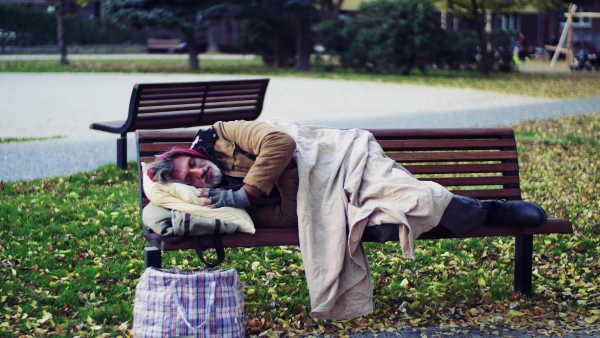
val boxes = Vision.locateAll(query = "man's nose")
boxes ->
[190,167,205,178]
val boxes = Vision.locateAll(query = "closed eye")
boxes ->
[182,158,195,184]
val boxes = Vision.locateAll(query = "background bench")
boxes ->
[136,127,573,294]
[146,38,183,53]
[90,78,269,169]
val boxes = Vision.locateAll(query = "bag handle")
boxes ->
[143,233,226,268]
[193,235,225,268]
[172,279,216,332]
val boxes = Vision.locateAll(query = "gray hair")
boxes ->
[148,149,184,184]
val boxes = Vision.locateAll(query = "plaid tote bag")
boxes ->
[133,267,245,338]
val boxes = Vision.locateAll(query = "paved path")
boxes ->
[1,72,599,182]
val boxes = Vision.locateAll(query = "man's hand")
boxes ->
[197,188,251,208]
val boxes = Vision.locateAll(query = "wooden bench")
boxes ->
[90,79,269,169]
[146,38,184,53]
[136,127,573,294]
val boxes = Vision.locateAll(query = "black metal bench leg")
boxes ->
[117,133,127,170]
[144,247,162,268]
[514,234,533,294]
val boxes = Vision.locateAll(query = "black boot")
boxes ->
[483,200,548,228]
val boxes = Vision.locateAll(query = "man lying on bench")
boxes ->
[141,119,547,320]
[144,119,546,236]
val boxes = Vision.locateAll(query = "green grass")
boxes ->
[0,136,65,144]
[2,58,600,99]
[1,113,599,337]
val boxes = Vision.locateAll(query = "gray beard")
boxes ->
[205,163,223,188]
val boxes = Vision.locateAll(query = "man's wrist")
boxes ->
[243,184,263,200]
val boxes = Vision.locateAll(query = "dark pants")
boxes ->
[363,195,488,242]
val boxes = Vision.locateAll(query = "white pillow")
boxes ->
[141,162,256,234]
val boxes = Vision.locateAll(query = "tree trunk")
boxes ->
[333,0,343,21]
[185,29,199,70]
[295,20,310,71]
[56,0,68,65]
[471,0,489,76]
[207,26,219,53]
[444,0,454,30]
[273,22,281,68]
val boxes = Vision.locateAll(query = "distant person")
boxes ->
[517,32,529,62]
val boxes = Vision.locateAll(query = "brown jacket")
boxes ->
[213,120,299,228]
[213,120,296,197]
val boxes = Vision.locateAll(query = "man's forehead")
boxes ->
[172,155,209,170]
[171,156,189,179]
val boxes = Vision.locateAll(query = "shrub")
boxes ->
[487,29,515,72]
[428,30,479,70]
[237,18,297,67]
[0,2,145,45]
[428,29,515,72]
[333,0,442,75]
[0,3,55,45]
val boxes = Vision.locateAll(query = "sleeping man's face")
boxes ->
[171,155,223,189]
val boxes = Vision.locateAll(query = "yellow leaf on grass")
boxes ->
[477,278,486,287]
[584,316,598,324]
[36,311,52,324]
[400,278,409,288]
[508,310,525,317]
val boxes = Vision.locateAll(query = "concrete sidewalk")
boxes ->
[0,73,599,182]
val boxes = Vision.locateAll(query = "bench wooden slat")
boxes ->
[140,143,195,153]
[428,175,520,186]
[369,128,514,139]
[377,138,516,150]
[447,188,521,199]
[141,80,267,90]
[138,130,197,140]
[138,95,261,107]
[131,109,262,130]
[405,163,520,174]
[140,90,265,101]
[138,102,260,115]
[388,150,518,162]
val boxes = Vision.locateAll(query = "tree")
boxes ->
[334,0,442,75]
[48,0,77,65]
[317,0,344,21]
[437,0,563,75]
[235,0,319,70]
[103,0,223,70]
[284,0,320,70]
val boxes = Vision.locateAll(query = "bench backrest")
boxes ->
[137,127,522,214]
[372,128,521,200]
[147,38,180,48]
[125,79,269,132]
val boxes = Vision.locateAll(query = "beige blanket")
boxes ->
[269,118,453,320]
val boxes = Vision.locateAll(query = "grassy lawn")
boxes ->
[1,58,600,99]
[0,136,64,144]
[1,113,599,337]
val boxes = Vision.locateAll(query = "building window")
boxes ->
[563,6,592,28]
